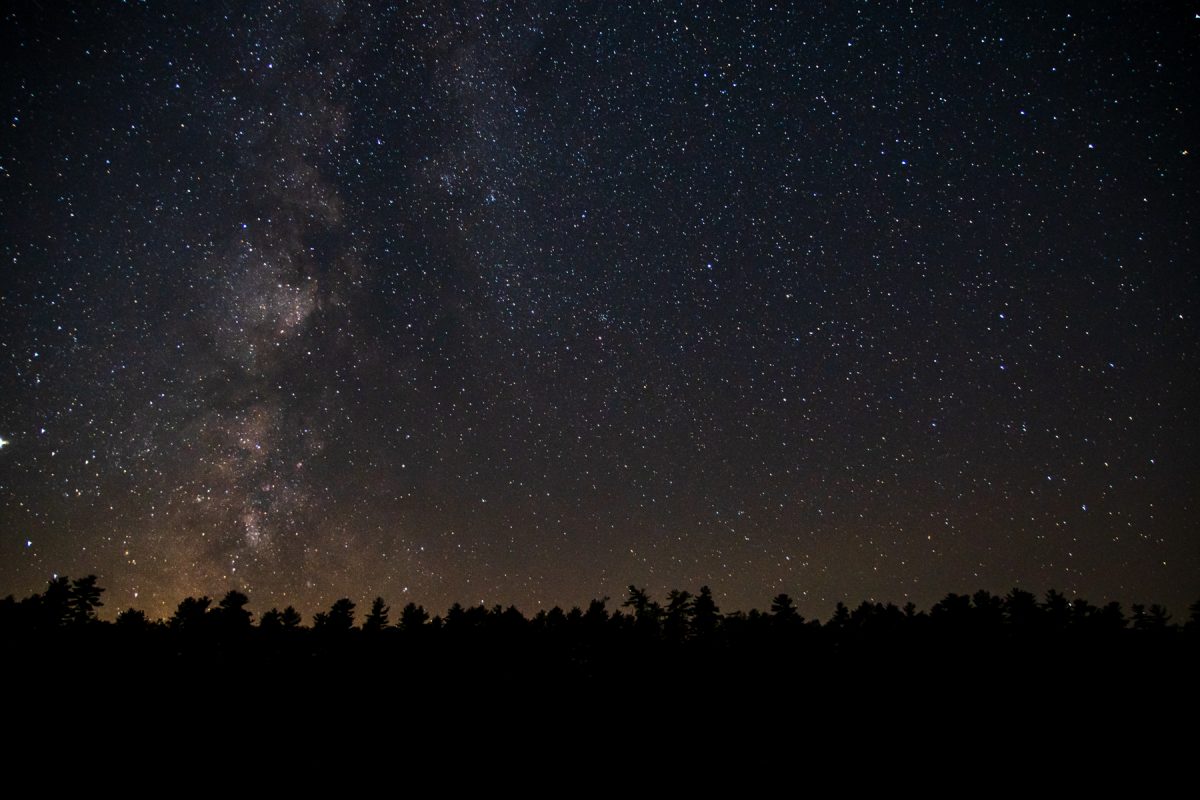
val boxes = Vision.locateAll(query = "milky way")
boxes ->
[1,2,1196,619]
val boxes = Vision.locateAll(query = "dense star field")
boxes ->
[0,2,1196,621]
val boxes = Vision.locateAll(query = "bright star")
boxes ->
[0,436,9,449]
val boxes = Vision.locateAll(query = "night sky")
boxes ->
[1,2,1196,621]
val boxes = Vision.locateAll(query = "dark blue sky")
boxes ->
[1,1,1196,619]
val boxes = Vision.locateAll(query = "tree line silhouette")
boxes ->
[4,575,1198,729]
[4,576,1195,666]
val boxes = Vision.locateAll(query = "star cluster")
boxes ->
[1,2,1196,619]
